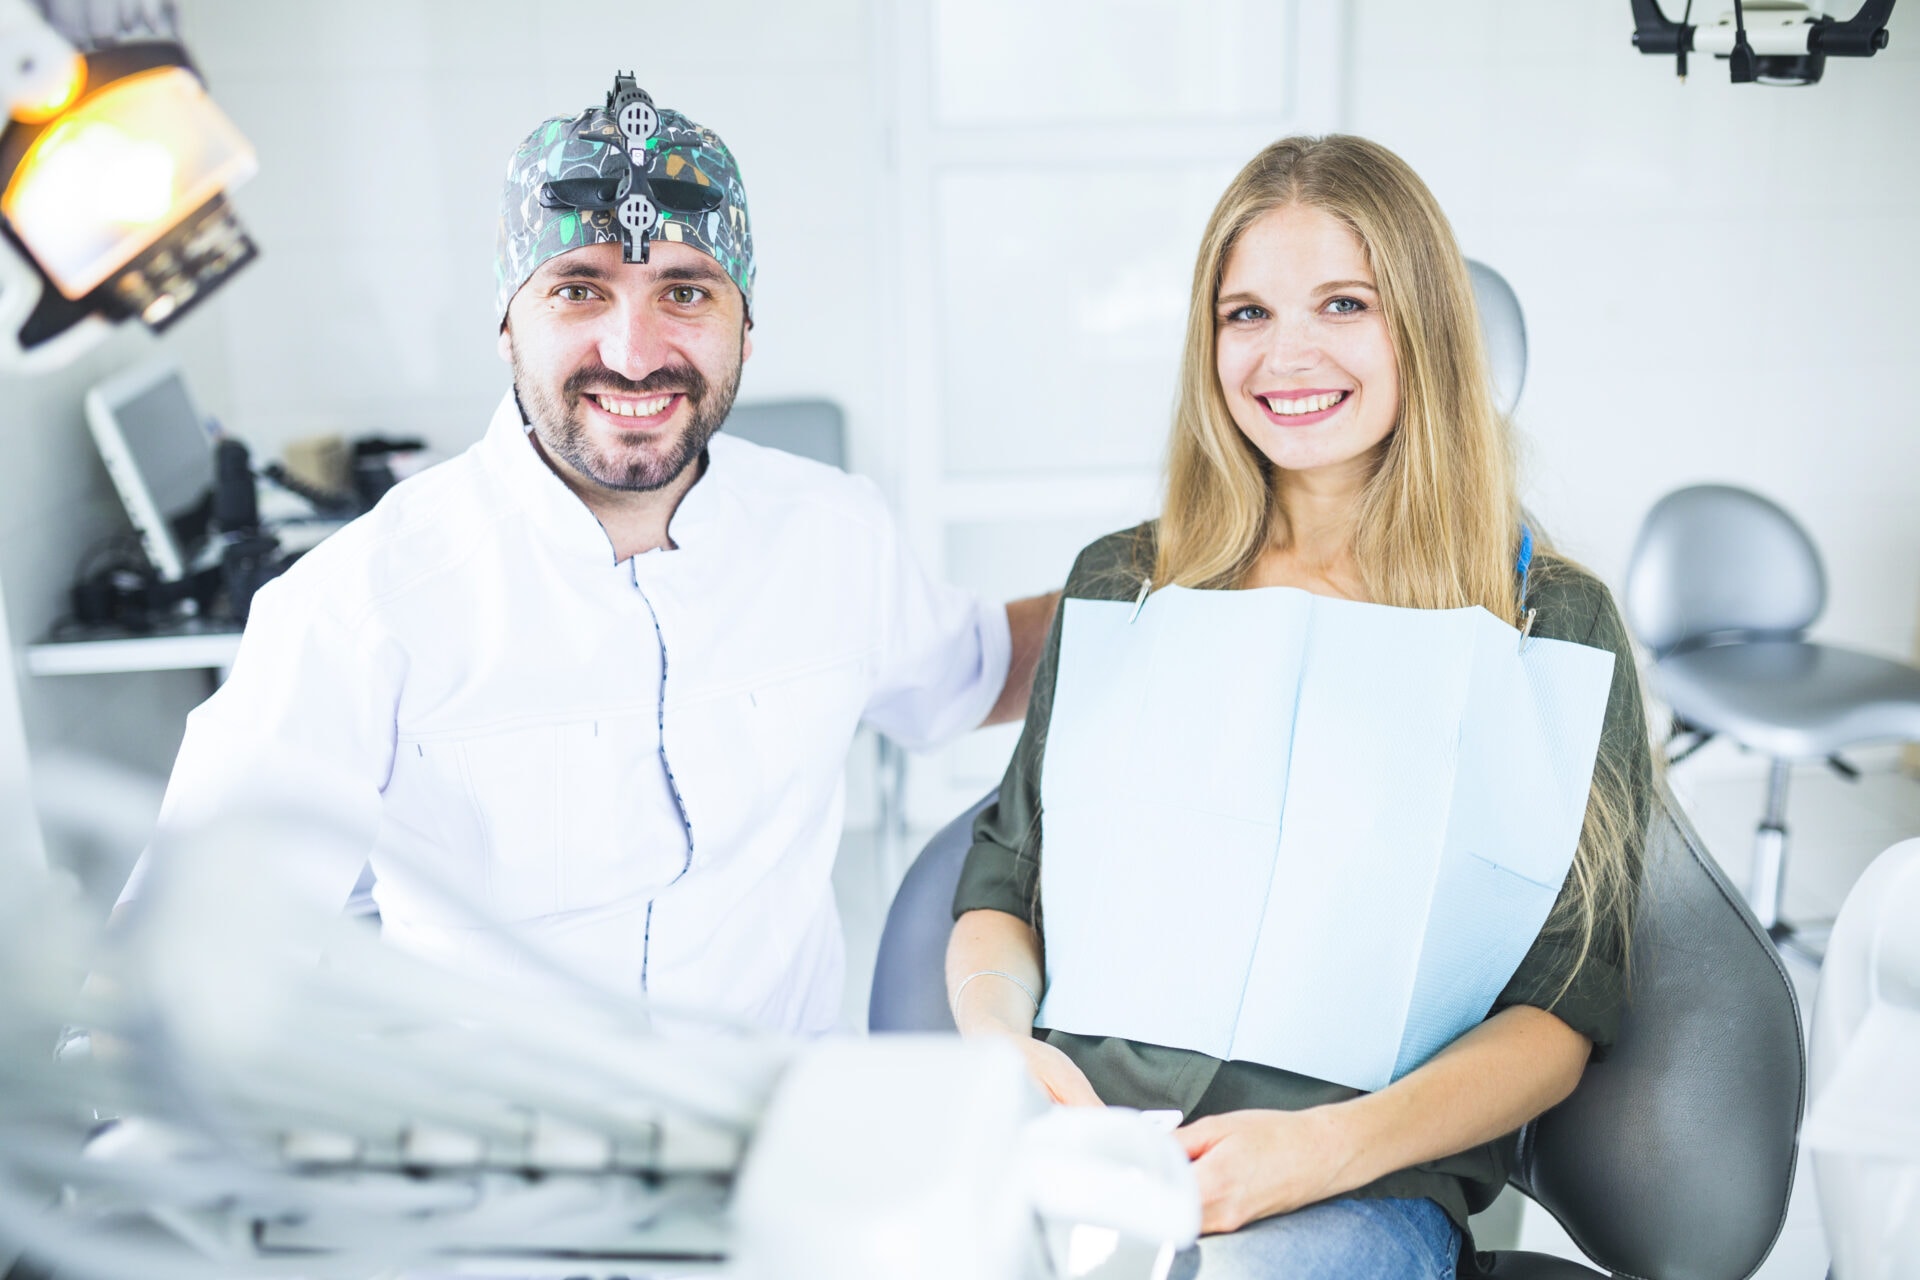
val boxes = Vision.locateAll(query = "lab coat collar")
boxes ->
[479,390,745,566]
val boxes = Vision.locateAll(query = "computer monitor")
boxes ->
[83,359,215,582]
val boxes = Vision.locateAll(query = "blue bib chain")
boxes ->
[1516,524,1537,647]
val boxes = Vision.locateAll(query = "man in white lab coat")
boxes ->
[138,81,1054,1035]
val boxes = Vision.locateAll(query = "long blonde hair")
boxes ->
[1155,134,1643,992]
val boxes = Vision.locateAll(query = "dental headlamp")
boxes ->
[537,72,726,266]
[0,1,257,370]
[1631,0,1895,85]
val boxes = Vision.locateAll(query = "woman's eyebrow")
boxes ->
[1315,279,1378,294]
[1216,290,1265,309]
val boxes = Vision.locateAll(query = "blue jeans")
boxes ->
[1166,1197,1459,1280]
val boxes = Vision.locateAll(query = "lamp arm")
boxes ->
[1631,0,1693,53]
[0,0,80,118]
[1811,0,1896,55]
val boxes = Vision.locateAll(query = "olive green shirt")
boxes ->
[952,522,1653,1232]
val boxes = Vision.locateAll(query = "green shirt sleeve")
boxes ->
[952,526,1152,926]
[1489,562,1655,1052]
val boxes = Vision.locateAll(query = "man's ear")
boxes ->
[742,317,753,364]
[496,320,512,363]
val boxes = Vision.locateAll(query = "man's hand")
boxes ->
[982,591,1061,726]
[1174,1108,1349,1234]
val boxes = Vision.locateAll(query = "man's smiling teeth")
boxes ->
[1264,391,1347,416]
[593,393,674,417]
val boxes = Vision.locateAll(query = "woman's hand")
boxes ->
[1174,1108,1349,1234]
[1007,1034,1103,1106]
[949,909,1103,1103]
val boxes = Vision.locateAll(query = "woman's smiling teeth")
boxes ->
[592,392,675,418]
[1263,391,1349,416]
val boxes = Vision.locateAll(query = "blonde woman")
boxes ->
[947,135,1653,1278]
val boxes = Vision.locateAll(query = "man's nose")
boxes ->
[597,299,670,380]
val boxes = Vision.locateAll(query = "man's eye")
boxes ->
[1325,296,1368,315]
[555,284,597,302]
[667,285,709,306]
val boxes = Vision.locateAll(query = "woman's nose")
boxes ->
[1261,314,1322,376]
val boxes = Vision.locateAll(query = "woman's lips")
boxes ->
[1257,388,1350,427]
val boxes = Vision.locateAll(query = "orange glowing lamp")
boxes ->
[2,65,257,300]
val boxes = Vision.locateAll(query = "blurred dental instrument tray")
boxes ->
[69,356,298,631]
[83,356,219,584]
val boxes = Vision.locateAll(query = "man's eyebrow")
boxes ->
[543,260,614,283]
[653,261,729,285]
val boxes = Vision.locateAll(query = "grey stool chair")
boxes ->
[1623,484,1920,950]
[871,788,1805,1279]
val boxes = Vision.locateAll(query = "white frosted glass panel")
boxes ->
[934,0,1296,125]
[946,515,1154,602]
[937,164,1236,476]
[945,721,1022,794]
[939,515,1156,791]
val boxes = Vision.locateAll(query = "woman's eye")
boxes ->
[668,285,708,306]
[1221,304,1267,324]
[1325,295,1368,315]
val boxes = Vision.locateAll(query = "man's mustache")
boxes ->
[564,362,708,401]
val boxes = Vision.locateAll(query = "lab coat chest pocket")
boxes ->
[384,723,564,921]
[744,657,868,800]
[550,712,685,910]
[393,717,680,923]
[448,722,564,920]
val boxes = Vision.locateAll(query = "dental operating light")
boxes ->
[1632,0,1895,84]
[0,0,258,371]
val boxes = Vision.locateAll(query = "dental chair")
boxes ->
[1468,259,1527,418]
[1623,484,1920,953]
[870,785,1805,1279]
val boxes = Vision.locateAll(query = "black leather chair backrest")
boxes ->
[871,787,1805,1280]
[1488,790,1804,1279]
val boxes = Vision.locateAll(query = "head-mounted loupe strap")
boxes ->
[534,73,725,265]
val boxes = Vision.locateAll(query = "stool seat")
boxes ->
[1655,639,1920,760]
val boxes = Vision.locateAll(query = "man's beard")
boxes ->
[512,347,743,493]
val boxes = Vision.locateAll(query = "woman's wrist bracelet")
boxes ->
[950,969,1041,1023]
